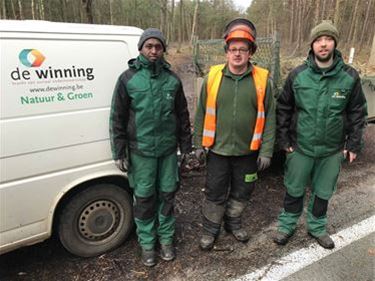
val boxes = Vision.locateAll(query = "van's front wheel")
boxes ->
[58,183,133,257]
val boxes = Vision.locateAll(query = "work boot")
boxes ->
[308,233,335,249]
[227,228,249,242]
[199,234,215,250]
[141,248,156,267]
[273,231,292,245]
[160,244,175,261]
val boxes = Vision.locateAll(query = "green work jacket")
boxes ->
[110,54,192,159]
[277,50,367,157]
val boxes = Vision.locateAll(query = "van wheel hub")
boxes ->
[78,200,120,241]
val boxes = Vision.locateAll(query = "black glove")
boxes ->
[115,158,129,172]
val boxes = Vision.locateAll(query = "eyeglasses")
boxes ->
[144,43,163,51]
[227,48,250,54]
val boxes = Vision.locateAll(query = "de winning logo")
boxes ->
[19,49,45,67]
[11,49,95,81]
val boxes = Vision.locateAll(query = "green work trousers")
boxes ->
[128,152,178,250]
[278,150,344,237]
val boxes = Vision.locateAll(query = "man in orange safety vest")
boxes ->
[194,18,276,250]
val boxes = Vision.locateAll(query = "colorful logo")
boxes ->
[19,49,45,67]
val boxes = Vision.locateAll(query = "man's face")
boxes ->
[312,35,335,63]
[226,40,252,69]
[140,38,164,62]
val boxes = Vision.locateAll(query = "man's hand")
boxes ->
[285,146,294,153]
[115,158,129,172]
[343,150,357,163]
[194,148,206,164]
[257,156,271,171]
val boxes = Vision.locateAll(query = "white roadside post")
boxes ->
[348,47,355,64]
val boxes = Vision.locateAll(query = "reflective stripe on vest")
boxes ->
[202,64,268,150]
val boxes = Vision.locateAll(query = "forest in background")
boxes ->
[1,0,375,58]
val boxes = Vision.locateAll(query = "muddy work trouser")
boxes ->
[278,150,343,237]
[202,151,258,237]
[128,152,178,250]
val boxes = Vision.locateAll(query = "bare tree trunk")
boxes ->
[297,0,302,48]
[82,0,93,24]
[165,1,169,43]
[367,1,375,47]
[333,0,343,26]
[159,0,168,37]
[369,33,375,66]
[17,0,23,19]
[190,0,199,45]
[351,1,363,46]
[291,0,302,55]
[300,0,306,46]
[177,0,183,53]
[109,0,113,24]
[321,0,326,19]
[267,2,271,36]
[31,0,35,19]
[1,0,7,19]
[184,3,190,42]
[347,0,359,48]
[132,0,137,26]
[170,0,175,42]
[289,0,295,43]
[348,0,360,47]
[314,0,320,25]
[60,0,67,21]
[39,0,45,20]
[359,0,373,46]
[302,0,312,41]
[10,0,16,18]
[326,0,335,20]
[186,5,191,42]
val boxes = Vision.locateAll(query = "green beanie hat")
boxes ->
[310,20,339,46]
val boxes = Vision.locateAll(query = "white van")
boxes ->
[0,20,142,257]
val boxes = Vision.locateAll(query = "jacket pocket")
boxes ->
[128,86,151,112]
[162,87,176,113]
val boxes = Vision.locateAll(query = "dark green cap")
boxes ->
[310,20,339,46]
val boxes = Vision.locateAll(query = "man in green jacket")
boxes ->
[194,18,276,250]
[274,21,367,249]
[110,28,192,266]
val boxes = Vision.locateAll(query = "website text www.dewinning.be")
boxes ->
[21,84,94,105]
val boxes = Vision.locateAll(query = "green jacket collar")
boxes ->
[223,63,253,80]
[306,49,344,76]
[128,54,171,77]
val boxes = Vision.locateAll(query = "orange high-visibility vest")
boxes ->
[202,64,268,150]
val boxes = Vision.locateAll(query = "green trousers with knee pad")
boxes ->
[278,150,343,236]
[128,152,178,250]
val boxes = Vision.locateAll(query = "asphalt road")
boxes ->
[284,232,374,281]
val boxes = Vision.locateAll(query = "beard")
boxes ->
[315,49,334,63]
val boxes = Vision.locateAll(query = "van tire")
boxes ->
[58,183,133,257]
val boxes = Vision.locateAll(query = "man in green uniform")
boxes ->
[274,21,367,249]
[194,18,276,250]
[110,28,192,266]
